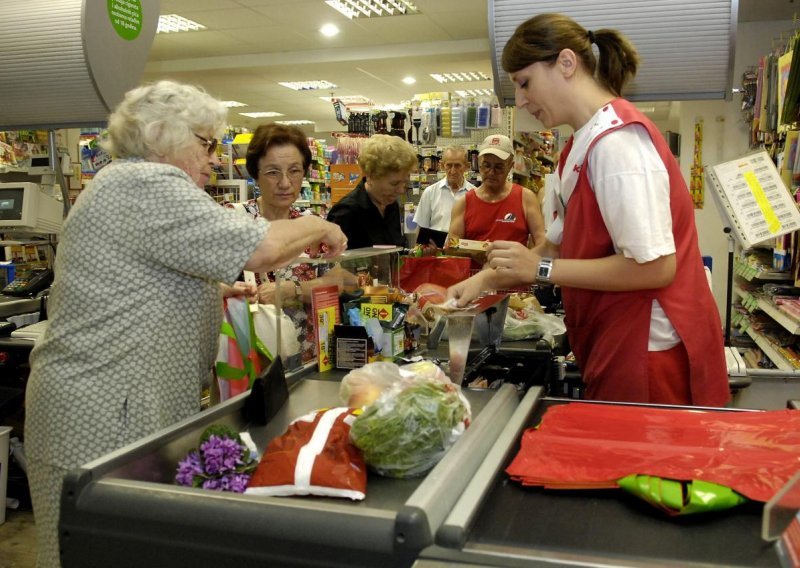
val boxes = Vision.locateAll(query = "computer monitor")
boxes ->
[0,182,63,234]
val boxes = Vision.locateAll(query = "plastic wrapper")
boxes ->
[506,403,800,504]
[338,361,403,408]
[245,407,366,500]
[502,308,566,342]
[617,474,747,516]
[349,376,471,478]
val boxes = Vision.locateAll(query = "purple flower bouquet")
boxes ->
[175,424,258,493]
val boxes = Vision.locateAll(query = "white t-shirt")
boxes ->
[549,107,680,350]
[413,176,475,232]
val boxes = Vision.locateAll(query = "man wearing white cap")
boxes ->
[448,134,545,249]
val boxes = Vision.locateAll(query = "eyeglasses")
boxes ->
[194,133,218,155]
[260,167,306,183]
[478,161,509,174]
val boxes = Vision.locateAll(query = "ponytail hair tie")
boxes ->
[587,30,596,44]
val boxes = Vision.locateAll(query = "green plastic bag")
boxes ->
[618,474,748,516]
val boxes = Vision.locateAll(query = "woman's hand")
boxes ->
[316,219,348,258]
[221,281,258,302]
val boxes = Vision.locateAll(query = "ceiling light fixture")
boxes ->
[239,112,284,118]
[320,23,340,37]
[431,71,490,84]
[455,89,494,97]
[324,0,418,19]
[157,14,206,34]
[219,101,247,108]
[279,80,338,91]
[319,95,372,105]
[402,76,416,85]
[275,120,315,125]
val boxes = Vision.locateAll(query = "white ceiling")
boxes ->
[144,0,799,135]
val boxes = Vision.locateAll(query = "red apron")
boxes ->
[559,99,729,406]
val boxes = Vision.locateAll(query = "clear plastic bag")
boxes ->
[349,376,471,478]
[503,308,566,342]
[338,361,403,408]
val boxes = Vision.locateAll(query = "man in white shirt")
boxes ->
[413,146,475,240]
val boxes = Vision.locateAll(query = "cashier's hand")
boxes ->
[486,241,539,288]
[221,281,258,302]
[447,271,491,308]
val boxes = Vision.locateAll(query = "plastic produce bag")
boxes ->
[503,308,566,342]
[252,304,301,360]
[338,361,403,408]
[349,375,471,478]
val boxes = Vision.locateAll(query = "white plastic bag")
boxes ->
[252,304,301,359]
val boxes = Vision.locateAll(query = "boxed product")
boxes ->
[446,237,490,264]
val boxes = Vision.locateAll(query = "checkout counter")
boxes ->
[57,316,788,567]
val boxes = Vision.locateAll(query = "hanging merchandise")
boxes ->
[465,98,478,129]
[440,101,452,138]
[476,97,490,129]
[332,98,349,127]
[490,99,503,128]
[420,106,437,145]
[690,118,704,208]
[451,98,464,136]
[390,111,407,140]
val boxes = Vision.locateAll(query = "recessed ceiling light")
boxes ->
[402,76,416,85]
[239,112,284,118]
[157,14,206,34]
[325,0,418,19]
[219,101,247,108]
[279,80,338,91]
[430,71,490,84]
[320,23,340,37]
[275,120,316,125]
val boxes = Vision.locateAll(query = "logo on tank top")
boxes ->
[497,212,517,223]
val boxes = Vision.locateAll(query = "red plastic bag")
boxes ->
[506,403,800,502]
[245,407,367,500]
[398,256,472,292]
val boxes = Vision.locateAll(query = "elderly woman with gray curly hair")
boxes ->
[24,80,347,567]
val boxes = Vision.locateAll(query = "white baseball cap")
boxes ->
[478,134,513,160]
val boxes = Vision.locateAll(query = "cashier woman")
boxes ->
[24,80,347,568]
[448,14,729,408]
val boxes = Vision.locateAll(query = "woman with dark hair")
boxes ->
[238,123,356,362]
[448,14,729,407]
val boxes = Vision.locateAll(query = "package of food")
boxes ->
[446,237,490,264]
[349,376,471,478]
[245,407,367,500]
[338,361,403,408]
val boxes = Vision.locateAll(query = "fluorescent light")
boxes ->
[455,89,494,97]
[324,0,418,19]
[320,23,340,37]
[157,14,206,34]
[275,120,315,125]
[402,76,416,85]
[279,80,338,91]
[219,101,247,108]
[239,112,284,118]
[430,71,490,84]
[319,95,372,105]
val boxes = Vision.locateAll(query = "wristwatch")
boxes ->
[536,258,554,284]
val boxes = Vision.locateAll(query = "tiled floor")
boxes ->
[0,508,37,568]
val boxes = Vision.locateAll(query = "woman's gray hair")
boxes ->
[358,134,418,179]
[102,80,227,160]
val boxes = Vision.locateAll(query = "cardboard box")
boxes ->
[446,237,490,264]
